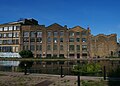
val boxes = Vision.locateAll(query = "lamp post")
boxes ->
[78,73,80,86]
[24,63,27,75]
[103,66,106,80]
[60,66,63,78]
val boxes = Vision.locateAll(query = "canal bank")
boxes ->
[0,71,120,86]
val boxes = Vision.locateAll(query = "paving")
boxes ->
[0,71,120,86]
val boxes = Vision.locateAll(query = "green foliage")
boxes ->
[19,50,33,58]
[72,63,101,76]
[19,61,33,69]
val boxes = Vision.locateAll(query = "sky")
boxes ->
[0,0,120,39]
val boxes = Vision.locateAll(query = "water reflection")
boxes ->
[0,60,120,77]
[0,61,20,66]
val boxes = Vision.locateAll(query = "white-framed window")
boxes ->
[16,46,19,52]
[37,31,42,37]
[3,33,7,37]
[4,27,8,31]
[69,32,74,36]
[0,27,3,31]
[8,26,13,31]
[8,33,12,37]
[13,32,19,37]
[14,26,17,30]
[14,26,20,30]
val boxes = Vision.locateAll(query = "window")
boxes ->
[47,31,51,37]
[76,45,80,51]
[82,45,87,51]
[69,45,74,51]
[16,26,20,30]
[37,31,42,37]
[0,40,2,44]
[76,32,80,36]
[82,45,87,48]
[23,45,28,50]
[3,33,7,38]
[69,38,74,42]
[60,31,64,36]
[69,32,74,36]
[13,32,19,37]
[8,26,13,31]
[23,38,29,42]
[30,31,36,37]
[30,45,35,51]
[30,38,35,42]
[47,45,51,50]
[2,46,12,52]
[53,38,57,43]
[23,32,29,37]
[3,40,7,44]
[14,26,20,30]
[12,40,15,44]
[36,45,42,51]
[47,37,51,43]
[8,33,12,37]
[53,45,57,50]
[0,33,2,38]
[4,27,8,31]
[37,38,42,43]
[0,27,3,31]
[15,46,19,52]
[54,31,58,36]
[16,39,19,44]
[7,40,12,44]
[82,31,86,36]
[82,38,87,42]
[59,54,64,57]
[60,45,64,50]
[60,38,63,42]
[14,26,17,30]
[0,47,1,52]
[76,38,80,42]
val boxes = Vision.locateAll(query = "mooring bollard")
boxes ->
[103,66,106,80]
[60,66,63,78]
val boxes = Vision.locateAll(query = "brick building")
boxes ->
[0,18,118,58]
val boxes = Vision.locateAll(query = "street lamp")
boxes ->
[24,63,27,75]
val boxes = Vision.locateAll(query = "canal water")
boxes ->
[0,60,120,77]
[0,60,80,75]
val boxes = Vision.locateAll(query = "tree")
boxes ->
[19,50,33,58]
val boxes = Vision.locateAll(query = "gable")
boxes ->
[47,23,67,30]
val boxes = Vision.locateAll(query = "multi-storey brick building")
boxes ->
[0,18,118,58]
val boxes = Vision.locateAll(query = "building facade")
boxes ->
[0,19,118,58]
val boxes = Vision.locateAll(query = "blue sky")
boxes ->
[0,0,120,39]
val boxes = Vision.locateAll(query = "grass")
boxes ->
[81,80,106,86]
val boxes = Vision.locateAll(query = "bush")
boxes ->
[72,63,102,76]
[19,50,33,58]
